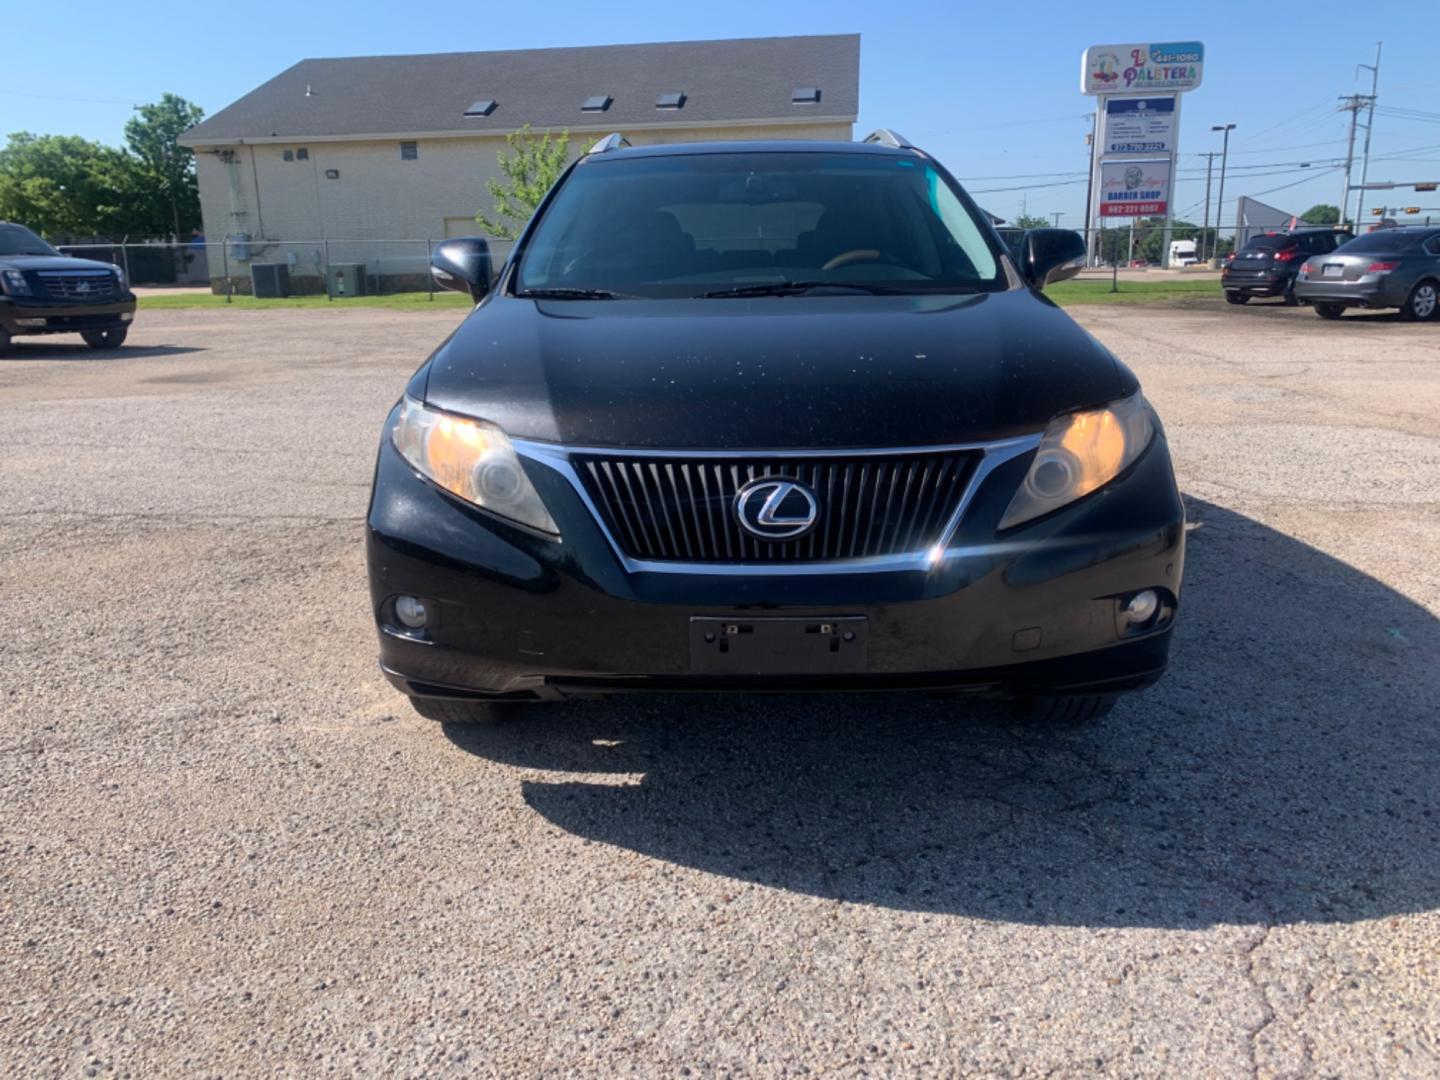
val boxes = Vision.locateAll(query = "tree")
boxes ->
[1011,213,1052,230]
[1300,203,1340,225]
[0,93,204,239]
[475,125,571,240]
[0,133,131,236]
[123,93,205,236]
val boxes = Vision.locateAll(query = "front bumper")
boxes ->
[1293,277,1408,308]
[0,296,137,335]
[367,423,1186,701]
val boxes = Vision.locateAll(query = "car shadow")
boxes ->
[1236,304,1412,325]
[441,497,1439,929]
[1,342,205,361]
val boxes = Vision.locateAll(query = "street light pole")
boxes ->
[1199,151,1218,262]
[1212,124,1236,256]
[1052,212,1062,227]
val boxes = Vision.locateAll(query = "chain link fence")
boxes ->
[54,236,517,297]
[62,224,1249,298]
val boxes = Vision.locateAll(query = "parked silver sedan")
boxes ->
[1295,226,1440,320]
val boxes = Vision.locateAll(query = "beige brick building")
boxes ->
[178,36,859,292]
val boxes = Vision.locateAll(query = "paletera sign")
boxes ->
[1098,159,1171,217]
[1082,42,1204,95]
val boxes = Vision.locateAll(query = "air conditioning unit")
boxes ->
[250,262,290,298]
[328,263,367,297]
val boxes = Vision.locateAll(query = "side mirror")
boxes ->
[431,237,493,301]
[1020,228,1087,288]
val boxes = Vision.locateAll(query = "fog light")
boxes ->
[15,317,46,327]
[394,595,429,629]
[120,311,134,322]
[1123,589,1159,625]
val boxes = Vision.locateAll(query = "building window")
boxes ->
[400,141,418,161]
[297,147,309,161]
[282,149,294,162]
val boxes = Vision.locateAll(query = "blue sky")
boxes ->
[5,0,1439,228]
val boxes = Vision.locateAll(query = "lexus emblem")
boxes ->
[734,477,819,540]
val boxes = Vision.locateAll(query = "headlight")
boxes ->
[999,392,1156,529]
[0,269,32,296]
[111,264,127,290]
[392,395,558,535]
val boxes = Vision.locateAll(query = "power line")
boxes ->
[1186,139,1346,157]
[0,88,137,107]
[1226,99,1336,149]
[967,177,1090,194]
[1249,166,1345,199]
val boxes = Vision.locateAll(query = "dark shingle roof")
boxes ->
[179,35,859,145]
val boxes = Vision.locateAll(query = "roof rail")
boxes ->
[587,132,631,154]
[862,129,916,150]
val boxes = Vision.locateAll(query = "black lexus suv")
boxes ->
[0,222,136,354]
[367,132,1185,726]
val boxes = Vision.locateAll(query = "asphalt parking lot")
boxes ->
[2,299,1437,1076]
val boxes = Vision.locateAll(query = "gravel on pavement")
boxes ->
[2,300,1437,1076]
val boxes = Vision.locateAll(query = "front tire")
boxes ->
[1224,291,1248,305]
[81,327,129,350]
[408,696,515,725]
[1314,302,1345,320]
[1400,280,1438,322]
[1009,694,1117,727]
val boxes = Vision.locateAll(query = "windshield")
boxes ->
[515,152,1005,298]
[0,224,59,257]
[1335,230,1429,254]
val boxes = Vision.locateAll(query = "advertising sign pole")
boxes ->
[1082,42,1204,269]
[1088,102,1100,267]
[1159,93,1181,267]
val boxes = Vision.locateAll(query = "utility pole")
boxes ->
[1212,124,1236,256]
[1198,151,1219,262]
[1338,95,1372,227]
[1051,212,1062,227]
[1353,43,1382,229]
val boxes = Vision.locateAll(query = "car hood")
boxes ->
[0,253,118,272]
[421,290,1132,448]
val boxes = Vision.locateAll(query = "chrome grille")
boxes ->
[37,271,119,302]
[575,451,980,562]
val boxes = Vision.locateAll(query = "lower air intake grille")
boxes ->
[575,451,980,563]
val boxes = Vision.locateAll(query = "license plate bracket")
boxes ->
[689,616,868,674]
[1323,264,1344,278]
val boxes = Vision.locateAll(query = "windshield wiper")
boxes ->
[699,281,899,298]
[514,287,631,300]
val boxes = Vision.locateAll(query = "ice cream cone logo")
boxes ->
[1090,52,1121,86]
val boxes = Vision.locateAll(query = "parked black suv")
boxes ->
[1222,227,1349,305]
[0,223,136,354]
[367,132,1184,727]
